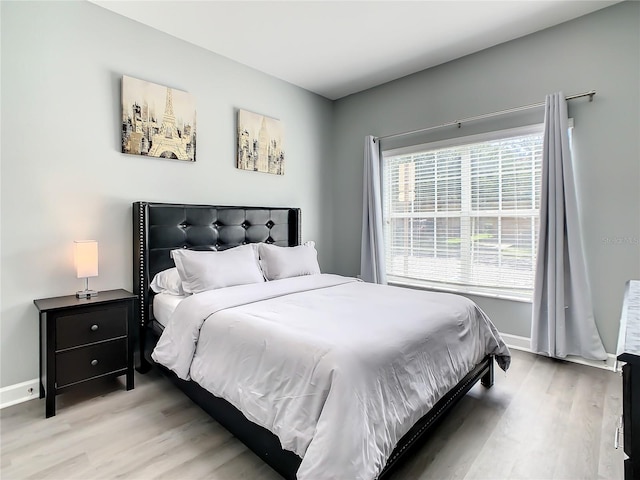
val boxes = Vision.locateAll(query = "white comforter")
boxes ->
[152,274,510,480]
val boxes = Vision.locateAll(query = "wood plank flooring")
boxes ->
[0,350,625,479]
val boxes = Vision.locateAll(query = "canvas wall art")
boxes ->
[237,109,285,175]
[121,75,196,162]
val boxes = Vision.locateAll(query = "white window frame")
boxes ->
[382,123,551,302]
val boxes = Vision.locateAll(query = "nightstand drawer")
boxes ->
[56,338,127,387]
[56,306,127,350]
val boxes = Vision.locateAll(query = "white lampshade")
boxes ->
[74,240,98,278]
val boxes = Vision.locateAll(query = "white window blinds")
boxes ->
[382,124,544,300]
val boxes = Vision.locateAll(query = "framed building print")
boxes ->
[237,109,284,175]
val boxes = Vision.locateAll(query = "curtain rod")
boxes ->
[377,90,596,142]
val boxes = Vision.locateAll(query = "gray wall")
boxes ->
[331,1,640,353]
[0,1,334,388]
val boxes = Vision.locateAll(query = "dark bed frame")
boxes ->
[133,201,495,479]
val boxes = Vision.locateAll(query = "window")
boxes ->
[382,124,544,301]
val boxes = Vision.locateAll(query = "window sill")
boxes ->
[387,278,533,303]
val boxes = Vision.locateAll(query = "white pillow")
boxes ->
[171,244,264,294]
[150,267,186,296]
[258,241,321,281]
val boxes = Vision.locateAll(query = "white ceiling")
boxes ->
[91,0,621,100]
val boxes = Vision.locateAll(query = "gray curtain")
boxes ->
[531,92,607,360]
[360,135,387,284]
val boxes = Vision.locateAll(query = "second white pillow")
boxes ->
[258,241,321,281]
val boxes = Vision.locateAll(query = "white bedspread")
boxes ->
[152,274,510,480]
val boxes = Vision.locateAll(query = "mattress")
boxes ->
[153,292,187,327]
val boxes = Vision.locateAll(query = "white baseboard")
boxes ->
[0,379,39,409]
[499,333,532,352]
[500,332,617,371]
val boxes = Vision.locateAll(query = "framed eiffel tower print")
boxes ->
[121,75,196,162]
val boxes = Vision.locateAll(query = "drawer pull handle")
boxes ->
[91,359,98,366]
[90,324,99,331]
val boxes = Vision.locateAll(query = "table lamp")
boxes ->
[74,240,99,298]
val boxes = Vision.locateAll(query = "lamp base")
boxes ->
[76,289,98,299]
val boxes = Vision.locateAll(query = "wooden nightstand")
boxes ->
[34,289,136,418]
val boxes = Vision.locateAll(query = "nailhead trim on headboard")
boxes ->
[137,202,147,328]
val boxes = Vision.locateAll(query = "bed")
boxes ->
[133,201,510,480]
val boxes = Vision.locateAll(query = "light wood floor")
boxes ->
[1,350,625,480]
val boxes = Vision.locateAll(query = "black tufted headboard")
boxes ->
[133,202,301,333]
